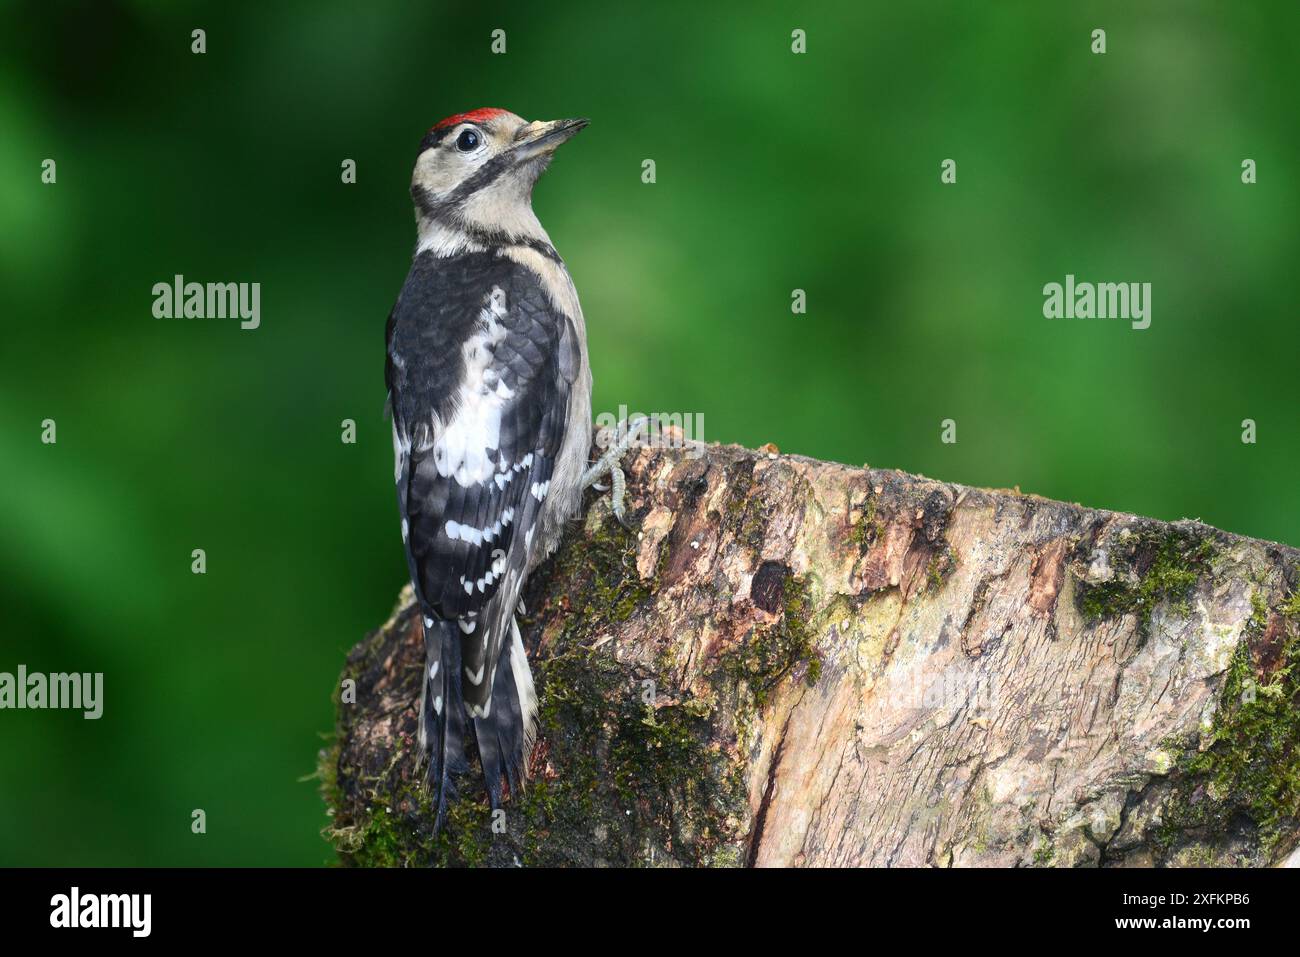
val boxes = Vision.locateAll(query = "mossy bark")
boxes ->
[321,434,1300,867]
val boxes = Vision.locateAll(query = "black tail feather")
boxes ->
[422,617,468,831]
[473,649,528,809]
[422,615,534,829]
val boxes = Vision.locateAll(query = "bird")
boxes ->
[385,108,638,828]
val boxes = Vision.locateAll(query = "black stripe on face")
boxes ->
[448,149,517,202]
[411,183,440,220]
[411,147,518,223]
[418,125,457,154]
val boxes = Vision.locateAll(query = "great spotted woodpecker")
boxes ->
[386,108,624,826]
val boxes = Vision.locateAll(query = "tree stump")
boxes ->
[320,432,1300,867]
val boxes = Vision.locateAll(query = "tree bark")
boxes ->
[320,431,1300,867]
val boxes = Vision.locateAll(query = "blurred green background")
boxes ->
[2,0,1297,865]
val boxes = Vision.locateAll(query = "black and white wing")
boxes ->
[386,249,579,717]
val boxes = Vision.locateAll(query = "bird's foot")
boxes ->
[583,415,648,529]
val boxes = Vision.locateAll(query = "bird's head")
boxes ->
[410,108,588,247]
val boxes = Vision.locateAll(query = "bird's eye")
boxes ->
[456,128,481,152]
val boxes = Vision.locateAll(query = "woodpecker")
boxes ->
[386,108,621,826]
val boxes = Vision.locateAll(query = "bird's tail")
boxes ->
[472,617,539,809]
[419,616,469,830]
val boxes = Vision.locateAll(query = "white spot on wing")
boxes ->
[445,519,496,546]
[433,287,513,488]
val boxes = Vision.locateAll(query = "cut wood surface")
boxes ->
[321,430,1300,867]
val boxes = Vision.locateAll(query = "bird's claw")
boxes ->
[610,467,633,530]
[584,416,646,531]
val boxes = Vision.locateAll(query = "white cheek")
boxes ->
[413,148,471,197]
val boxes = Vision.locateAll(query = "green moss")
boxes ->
[719,574,823,707]
[326,727,519,868]
[325,516,749,867]
[1154,588,1300,860]
[314,736,342,826]
[1033,840,1056,866]
[547,516,654,629]
[518,637,745,866]
[312,674,348,862]
[850,494,883,551]
[925,548,955,593]
[1281,589,1300,621]
[1077,529,1216,632]
[1248,590,1269,630]
[722,462,767,551]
